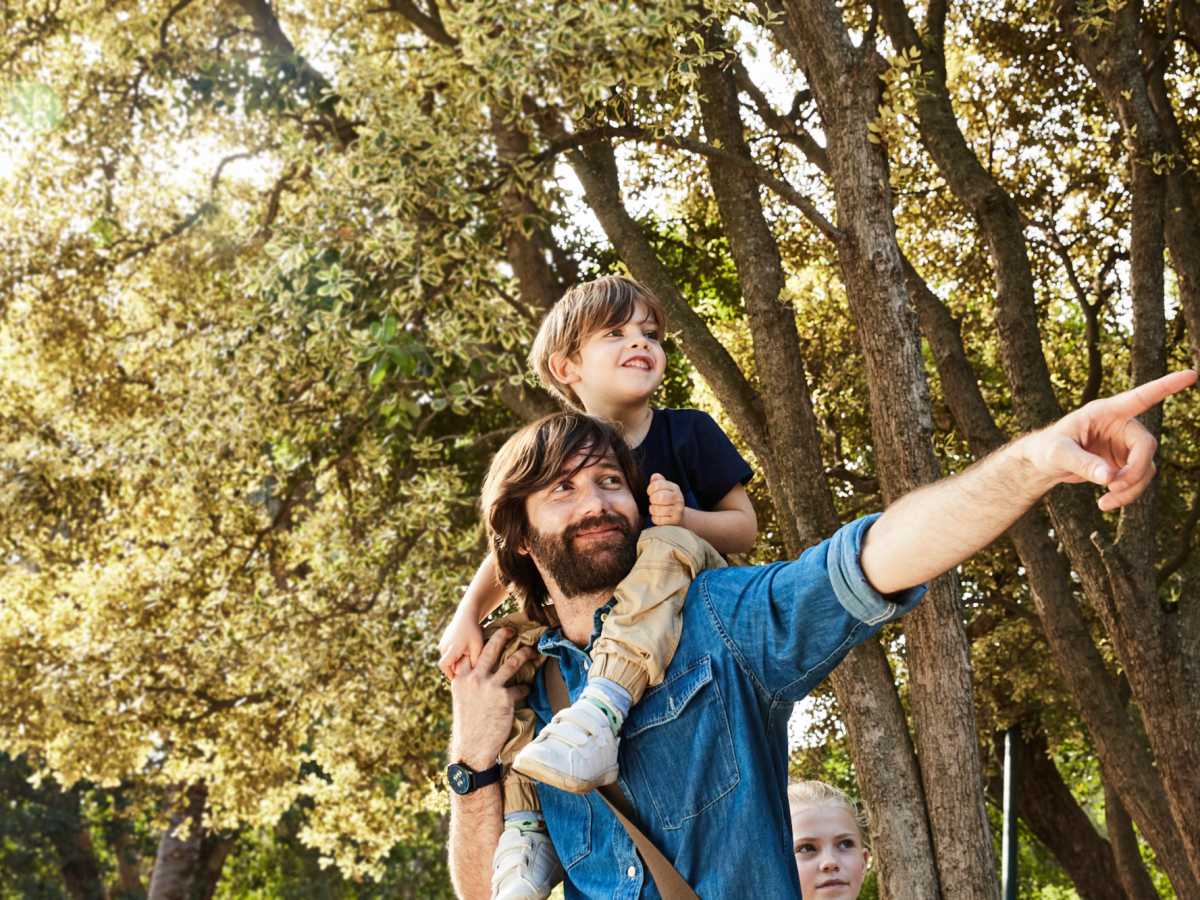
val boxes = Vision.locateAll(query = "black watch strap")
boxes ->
[447,760,502,795]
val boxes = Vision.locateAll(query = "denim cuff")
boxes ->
[828,513,927,626]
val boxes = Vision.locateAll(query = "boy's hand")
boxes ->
[648,473,685,525]
[438,607,485,680]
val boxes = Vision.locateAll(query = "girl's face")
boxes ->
[791,804,870,899]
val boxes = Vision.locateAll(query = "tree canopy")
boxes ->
[3,0,1199,896]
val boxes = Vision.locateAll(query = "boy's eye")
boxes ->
[645,330,659,341]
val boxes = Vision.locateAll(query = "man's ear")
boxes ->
[548,351,581,386]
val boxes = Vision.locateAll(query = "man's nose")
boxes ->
[576,479,608,513]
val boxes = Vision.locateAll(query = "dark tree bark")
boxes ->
[1102,775,1161,900]
[1056,2,1200,885]
[985,727,1138,900]
[763,2,997,897]
[0,758,107,900]
[695,48,942,899]
[906,246,1199,894]
[695,48,838,550]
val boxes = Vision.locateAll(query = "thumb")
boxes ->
[649,472,663,483]
[1052,437,1113,486]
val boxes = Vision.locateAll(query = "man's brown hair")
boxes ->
[528,275,668,410]
[480,412,640,624]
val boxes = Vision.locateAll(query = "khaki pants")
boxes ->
[494,526,725,815]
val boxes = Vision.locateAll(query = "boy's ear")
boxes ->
[547,351,581,386]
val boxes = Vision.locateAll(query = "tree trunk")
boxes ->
[766,2,998,897]
[695,49,942,898]
[985,727,1131,900]
[1057,2,1200,885]
[147,783,208,900]
[1103,773,1161,900]
[831,644,941,900]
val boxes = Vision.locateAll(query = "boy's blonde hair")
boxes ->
[787,781,869,845]
[529,275,668,410]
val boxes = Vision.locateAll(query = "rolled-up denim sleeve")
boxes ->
[699,513,925,703]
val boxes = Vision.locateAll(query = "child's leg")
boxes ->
[512,526,725,794]
[484,614,563,900]
[486,609,546,820]
[589,525,727,706]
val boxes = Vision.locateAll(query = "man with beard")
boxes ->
[447,370,1193,900]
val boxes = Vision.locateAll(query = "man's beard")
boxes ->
[526,512,638,599]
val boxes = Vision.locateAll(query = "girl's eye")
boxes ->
[838,839,857,850]
[795,843,816,854]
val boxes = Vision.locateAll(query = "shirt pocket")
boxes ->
[621,654,740,831]
[537,784,592,870]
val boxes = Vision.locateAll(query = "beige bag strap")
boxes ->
[545,659,700,900]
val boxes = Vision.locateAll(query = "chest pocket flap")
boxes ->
[620,655,740,830]
[624,654,714,738]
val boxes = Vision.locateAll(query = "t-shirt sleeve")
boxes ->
[683,411,753,510]
[697,514,925,702]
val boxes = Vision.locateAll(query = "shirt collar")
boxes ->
[536,599,616,660]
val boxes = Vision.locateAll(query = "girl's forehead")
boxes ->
[790,804,860,837]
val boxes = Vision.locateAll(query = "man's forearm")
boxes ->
[449,783,503,900]
[860,435,1057,594]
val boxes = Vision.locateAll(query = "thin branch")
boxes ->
[528,124,843,242]
[382,0,456,45]
[159,0,197,49]
[1159,485,1200,580]
[732,58,831,173]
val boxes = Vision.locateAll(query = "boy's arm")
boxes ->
[680,483,758,555]
[439,553,509,679]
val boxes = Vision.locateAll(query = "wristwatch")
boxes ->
[447,760,503,795]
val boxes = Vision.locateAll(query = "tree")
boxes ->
[2,0,1197,894]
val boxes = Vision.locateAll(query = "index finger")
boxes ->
[1107,370,1196,418]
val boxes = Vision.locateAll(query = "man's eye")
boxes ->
[551,481,571,493]
[601,475,623,487]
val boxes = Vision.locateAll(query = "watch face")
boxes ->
[447,763,472,795]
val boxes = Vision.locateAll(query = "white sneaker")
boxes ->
[512,699,619,794]
[491,827,564,900]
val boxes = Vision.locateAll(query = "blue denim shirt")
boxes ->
[530,514,925,899]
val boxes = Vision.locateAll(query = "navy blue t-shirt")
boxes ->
[630,408,753,527]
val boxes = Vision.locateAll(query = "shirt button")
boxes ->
[627,866,637,878]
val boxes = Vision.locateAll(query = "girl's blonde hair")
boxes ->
[787,781,870,846]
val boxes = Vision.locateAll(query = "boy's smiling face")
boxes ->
[553,300,667,409]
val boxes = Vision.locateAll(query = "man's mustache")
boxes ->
[563,513,633,543]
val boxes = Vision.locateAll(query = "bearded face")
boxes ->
[525,511,638,599]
